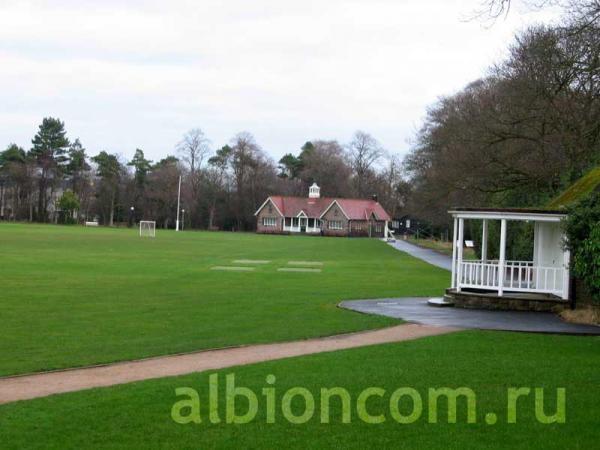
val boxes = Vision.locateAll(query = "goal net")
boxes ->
[139,220,156,238]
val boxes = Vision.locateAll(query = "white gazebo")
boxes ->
[449,208,570,300]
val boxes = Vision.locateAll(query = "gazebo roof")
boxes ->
[448,207,567,222]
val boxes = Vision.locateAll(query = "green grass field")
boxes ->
[0,223,449,376]
[2,224,598,449]
[1,331,598,449]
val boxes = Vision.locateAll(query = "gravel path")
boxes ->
[0,324,458,404]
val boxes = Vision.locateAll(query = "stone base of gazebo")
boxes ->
[444,288,570,312]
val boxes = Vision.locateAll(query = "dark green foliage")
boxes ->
[65,139,90,177]
[0,143,26,165]
[154,155,179,168]
[573,224,600,301]
[92,151,122,180]
[30,117,71,221]
[564,191,600,301]
[277,153,303,178]
[128,148,152,187]
[30,117,69,164]
[92,151,124,225]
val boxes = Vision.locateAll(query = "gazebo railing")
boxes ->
[458,260,564,297]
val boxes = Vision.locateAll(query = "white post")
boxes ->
[562,247,571,300]
[456,218,464,292]
[481,219,488,263]
[384,220,389,239]
[451,217,458,289]
[175,175,181,231]
[498,219,507,297]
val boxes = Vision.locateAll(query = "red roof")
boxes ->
[259,196,391,221]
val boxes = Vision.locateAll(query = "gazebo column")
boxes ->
[451,217,458,288]
[481,219,488,263]
[456,218,464,292]
[498,219,507,296]
[562,247,571,300]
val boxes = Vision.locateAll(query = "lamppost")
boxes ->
[175,175,181,231]
[129,206,135,227]
[181,209,185,231]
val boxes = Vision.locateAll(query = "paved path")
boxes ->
[341,298,600,335]
[0,324,458,405]
[387,239,452,271]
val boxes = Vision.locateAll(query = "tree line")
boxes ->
[0,122,407,230]
[402,0,600,227]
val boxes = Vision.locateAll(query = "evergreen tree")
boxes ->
[30,117,70,221]
[92,151,123,226]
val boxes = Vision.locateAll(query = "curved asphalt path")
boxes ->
[387,239,453,271]
[341,298,600,335]
[358,239,600,335]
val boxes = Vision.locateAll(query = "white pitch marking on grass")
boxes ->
[211,266,255,272]
[277,267,322,273]
[233,259,271,264]
[287,261,323,266]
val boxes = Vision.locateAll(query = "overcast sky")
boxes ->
[0,0,560,163]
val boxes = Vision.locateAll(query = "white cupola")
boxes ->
[308,182,320,199]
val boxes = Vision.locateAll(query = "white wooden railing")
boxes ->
[458,260,565,297]
[283,225,321,233]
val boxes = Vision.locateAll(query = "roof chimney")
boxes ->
[309,182,320,199]
[372,194,378,202]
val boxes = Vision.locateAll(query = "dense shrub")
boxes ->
[57,190,80,225]
[564,191,600,302]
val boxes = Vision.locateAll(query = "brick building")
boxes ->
[254,183,391,237]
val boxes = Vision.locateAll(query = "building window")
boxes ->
[262,217,277,227]
[352,222,364,231]
[285,217,291,227]
[375,223,382,233]
[329,220,343,230]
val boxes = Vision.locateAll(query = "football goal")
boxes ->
[139,220,156,238]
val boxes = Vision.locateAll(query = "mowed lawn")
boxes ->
[1,331,598,449]
[0,224,448,376]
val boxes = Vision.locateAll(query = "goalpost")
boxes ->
[139,221,156,238]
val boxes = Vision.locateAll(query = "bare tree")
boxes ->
[378,153,408,217]
[347,131,384,197]
[472,0,600,29]
[230,132,276,230]
[472,0,557,21]
[176,129,211,174]
[300,140,353,197]
[176,128,211,227]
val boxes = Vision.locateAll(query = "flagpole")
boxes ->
[176,175,181,231]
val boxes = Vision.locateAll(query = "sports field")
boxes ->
[0,223,448,376]
[1,224,598,448]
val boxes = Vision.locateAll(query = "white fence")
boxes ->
[458,260,565,297]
